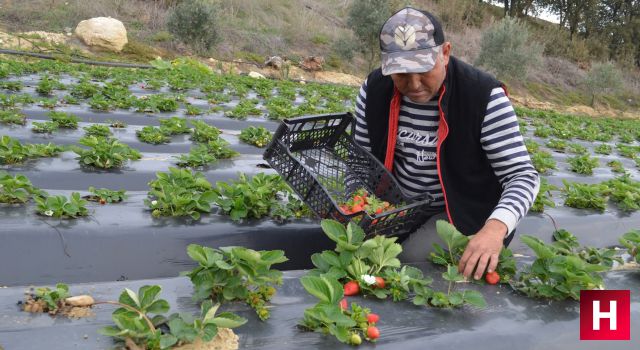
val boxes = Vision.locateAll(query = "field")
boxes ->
[0,57,638,349]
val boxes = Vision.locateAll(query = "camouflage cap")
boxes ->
[380,7,445,76]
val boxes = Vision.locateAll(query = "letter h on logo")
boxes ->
[580,290,631,340]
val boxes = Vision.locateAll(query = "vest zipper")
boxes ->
[436,84,454,225]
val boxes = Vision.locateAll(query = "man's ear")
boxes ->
[442,42,452,65]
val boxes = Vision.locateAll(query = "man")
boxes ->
[353,7,540,280]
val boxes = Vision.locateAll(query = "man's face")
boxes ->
[390,42,451,103]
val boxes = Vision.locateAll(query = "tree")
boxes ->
[584,62,623,106]
[166,0,220,54]
[475,17,544,80]
[347,0,393,72]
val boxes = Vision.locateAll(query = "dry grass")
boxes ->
[0,0,638,114]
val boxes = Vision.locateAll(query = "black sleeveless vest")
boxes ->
[363,56,514,246]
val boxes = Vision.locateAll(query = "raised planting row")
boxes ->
[0,57,357,120]
[1,219,638,349]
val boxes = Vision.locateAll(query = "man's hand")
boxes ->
[457,219,507,280]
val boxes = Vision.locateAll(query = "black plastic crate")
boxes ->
[263,112,440,237]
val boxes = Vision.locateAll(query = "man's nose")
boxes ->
[407,74,422,90]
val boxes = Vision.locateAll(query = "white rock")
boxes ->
[75,17,128,52]
[248,71,266,79]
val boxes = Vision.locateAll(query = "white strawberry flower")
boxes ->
[44,210,54,217]
[361,274,376,286]
[151,200,158,206]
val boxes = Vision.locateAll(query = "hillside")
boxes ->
[0,0,638,118]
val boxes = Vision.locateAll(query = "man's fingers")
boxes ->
[463,252,481,278]
[474,254,491,280]
[458,248,472,273]
[487,253,500,273]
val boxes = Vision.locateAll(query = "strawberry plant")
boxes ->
[269,192,313,222]
[531,177,558,213]
[137,126,171,144]
[239,126,272,147]
[619,132,635,143]
[159,116,191,135]
[70,79,99,99]
[202,138,238,159]
[185,104,204,116]
[309,220,486,307]
[567,143,588,155]
[430,220,516,283]
[27,142,66,158]
[0,136,65,165]
[0,80,23,91]
[185,244,288,320]
[545,139,567,152]
[524,140,539,153]
[551,229,622,268]
[23,283,70,313]
[190,120,221,143]
[35,192,89,218]
[36,75,64,95]
[106,119,127,129]
[31,121,58,134]
[567,154,599,175]
[99,285,246,349]
[604,175,640,212]
[412,264,487,308]
[83,124,113,138]
[48,111,80,129]
[134,94,180,113]
[176,137,238,168]
[224,98,261,119]
[512,235,610,300]
[616,144,639,159]
[0,109,26,125]
[175,145,218,168]
[88,93,115,111]
[619,230,640,263]
[531,150,557,174]
[85,187,127,204]
[212,173,282,220]
[300,275,380,345]
[562,180,608,212]
[607,160,626,174]
[594,144,612,155]
[146,167,216,219]
[0,171,43,204]
[38,97,58,109]
[71,136,141,169]
[533,126,552,138]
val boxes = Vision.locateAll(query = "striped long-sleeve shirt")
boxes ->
[354,79,540,237]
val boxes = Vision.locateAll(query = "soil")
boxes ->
[21,294,94,319]
[204,57,362,87]
[171,329,239,350]
[510,93,640,119]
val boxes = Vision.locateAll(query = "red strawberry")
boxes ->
[374,277,385,289]
[343,280,360,296]
[367,326,380,339]
[367,313,380,324]
[375,207,383,214]
[99,198,107,205]
[351,204,363,213]
[485,271,500,285]
[339,298,348,310]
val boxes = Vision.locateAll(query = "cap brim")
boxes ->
[381,46,441,76]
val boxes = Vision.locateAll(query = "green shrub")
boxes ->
[167,0,220,53]
[475,17,543,80]
[584,62,623,107]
